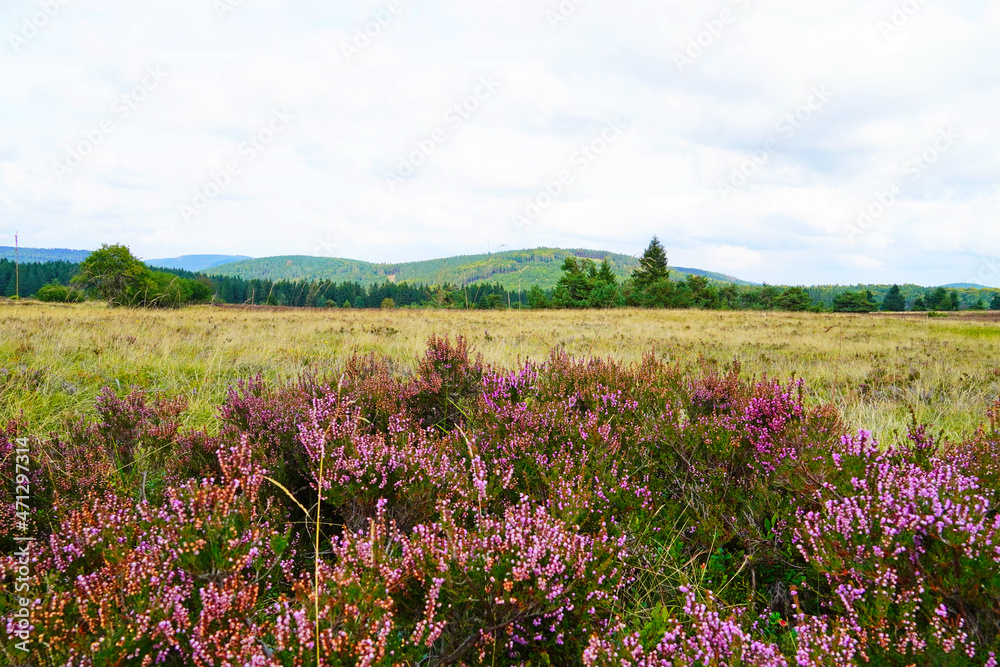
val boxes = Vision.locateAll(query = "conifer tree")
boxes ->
[631,237,669,291]
[881,285,906,312]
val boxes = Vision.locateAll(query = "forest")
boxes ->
[4,241,1000,313]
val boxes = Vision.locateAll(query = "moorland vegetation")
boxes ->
[5,333,1000,665]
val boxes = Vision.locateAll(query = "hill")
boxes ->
[144,254,252,272]
[206,248,755,290]
[0,246,91,263]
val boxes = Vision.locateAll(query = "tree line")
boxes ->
[0,259,79,298]
[529,238,1000,313]
[9,242,1000,312]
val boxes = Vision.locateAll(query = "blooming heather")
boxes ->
[2,338,1000,665]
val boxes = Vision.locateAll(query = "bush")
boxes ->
[73,244,211,308]
[35,282,84,303]
[6,341,1000,665]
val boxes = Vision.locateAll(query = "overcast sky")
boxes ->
[2,0,998,285]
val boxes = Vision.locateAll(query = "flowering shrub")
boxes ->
[3,337,1000,665]
[583,589,788,666]
[795,430,1000,663]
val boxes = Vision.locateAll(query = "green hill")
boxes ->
[206,248,754,290]
[144,255,252,272]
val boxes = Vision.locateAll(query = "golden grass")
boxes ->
[2,301,999,442]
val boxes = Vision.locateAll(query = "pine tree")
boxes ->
[832,290,878,313]
[949,290,961,311]
[552,257,595,308]
[595,259,617,285]
[527,285,548,309]
[881,285,906,312]
[924,287,949,310]
[991,294,1000,310]
[775,287,814,311]
[631,237,669,291]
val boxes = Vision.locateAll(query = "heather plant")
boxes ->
[409,334,483,431]
[635,368,844,615]
[7,335,1000,666]
[584,588,789,666]
[90,387,188,500]
[3,435,289,666]
[796,430,1000,663]
[299,391,462,533]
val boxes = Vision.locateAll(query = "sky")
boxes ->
[1,0,999,286]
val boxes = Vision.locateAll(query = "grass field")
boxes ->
[2,301,999,440]
[6,300,1000,665]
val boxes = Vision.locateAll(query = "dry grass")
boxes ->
[2,301,999,441]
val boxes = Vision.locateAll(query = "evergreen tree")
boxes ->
[991,294,1000,311]
[924,287,950,311]
[589,259,621,308]
[527,285,549,309]
[596,259,616,285]
[949,290,961,311]
[881,285,906,312]
[832,290,878,313]
[552,257,596,308]
[482,293,506,309]
[631,237,669,291]
[775,287,814,312]
[911,296,927,311]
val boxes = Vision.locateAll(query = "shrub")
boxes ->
[7,340,1000,665]
[35,283,84,303]
[409,335,483,430]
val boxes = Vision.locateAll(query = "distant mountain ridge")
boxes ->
[205,248,757,290]
[144,255,252,272]
[0,246,91,263]
[0,247,250,272]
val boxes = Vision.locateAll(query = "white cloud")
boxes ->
[1,0,998,285]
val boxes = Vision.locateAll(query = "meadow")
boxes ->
[3,302,1000,665]
[2,302,999,440]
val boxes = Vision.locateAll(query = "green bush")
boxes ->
[35,282,85,303]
